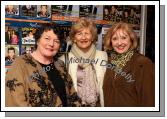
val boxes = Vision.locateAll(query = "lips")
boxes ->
[117,47,124,50]
[46,48,54,51]
[116,45,126,50]
[80,41,88,43]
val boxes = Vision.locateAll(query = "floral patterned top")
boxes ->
[5,54,81,107]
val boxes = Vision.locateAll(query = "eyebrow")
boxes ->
[44,35,50,37]
[43,34,59,39]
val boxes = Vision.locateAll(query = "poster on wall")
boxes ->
[21,27,36,44]
[5,26,19,45]
[5,66,12,75]
[36,5,51,21]
[5,45,19,66]
[21,44,35,55]
[20,5,37,17]
[95,26,103,50]
[124,5,141,25]
[51,5,79,21]
[79,5,93,18]
[6,5,51,21]
[37,5,51,18]
[55,26,72,53]
[103,5,123,22]
[5,5,19,17]
[79,5,103,20]
[51,5,104,24]
[134,29,141,52]
[103,5,141,25]
[101,26,110,51]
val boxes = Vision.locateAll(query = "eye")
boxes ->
[112,37,117,41]
[54,39,60,44]
[45,37,49,40]
[76,33,81,36]
[122,36,126,40]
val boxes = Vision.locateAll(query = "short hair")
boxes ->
[34,23,61,49]
[69,18,97,43]
[40,5,47,9]
[7,47,15,53]
[104,22,138,51]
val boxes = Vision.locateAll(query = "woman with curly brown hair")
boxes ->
[6,23,81,107]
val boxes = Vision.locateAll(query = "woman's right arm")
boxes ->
[5,58,29,107]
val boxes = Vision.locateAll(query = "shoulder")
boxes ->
[132,53,153,66]
[12,54,38,68]
[54,59,69,79]
[54,58,67,74]
[58,52,73,62]
[95,50,108,60]
[12,54,27,65]
[58,54,65,62]
[54,59,65,68]
[6,54,36,79]
[95,50,107,57]
[96,50,107,55]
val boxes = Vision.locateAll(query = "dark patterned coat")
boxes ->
[5,54,81,107]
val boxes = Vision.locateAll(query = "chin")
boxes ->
[117,52,125,54]
[44,52,56,58]
[81,46,89,49]
[44,55,53,58]
[81,44,92,48]
[115,49,125,54]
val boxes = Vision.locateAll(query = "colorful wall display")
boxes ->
[5,5,141,67]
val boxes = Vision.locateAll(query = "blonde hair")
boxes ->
[104,22,138,51]
[70,18,97,43]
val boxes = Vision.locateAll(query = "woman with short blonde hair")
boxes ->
[103,22,154,107]
[60,18,108,106]
[104,22,137,51]
[70,18,97,44]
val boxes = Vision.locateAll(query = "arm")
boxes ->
[5,58,29,107]
[65,67,82,107]
[55,59,82,107]
[136,57,155,107]
[96,51,108,107]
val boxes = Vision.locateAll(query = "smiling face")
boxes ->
[74,28,93,52]
[8,49,15,59]
[111,29,132,54]
[104,8,109,15]
[41,5,47,14]
[8,5,14,12]
[36,30,60,58]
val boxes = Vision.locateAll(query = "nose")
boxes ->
[81,34,86,39]
[117,38,122,45]
[48,39,54,47]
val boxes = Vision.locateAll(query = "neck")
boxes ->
[31,50,53,65]
[42,11,46,14]
[80,46,92,53]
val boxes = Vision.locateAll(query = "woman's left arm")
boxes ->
[56,59,82,107]
[65,73,82,107]
[137,58,155,107]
